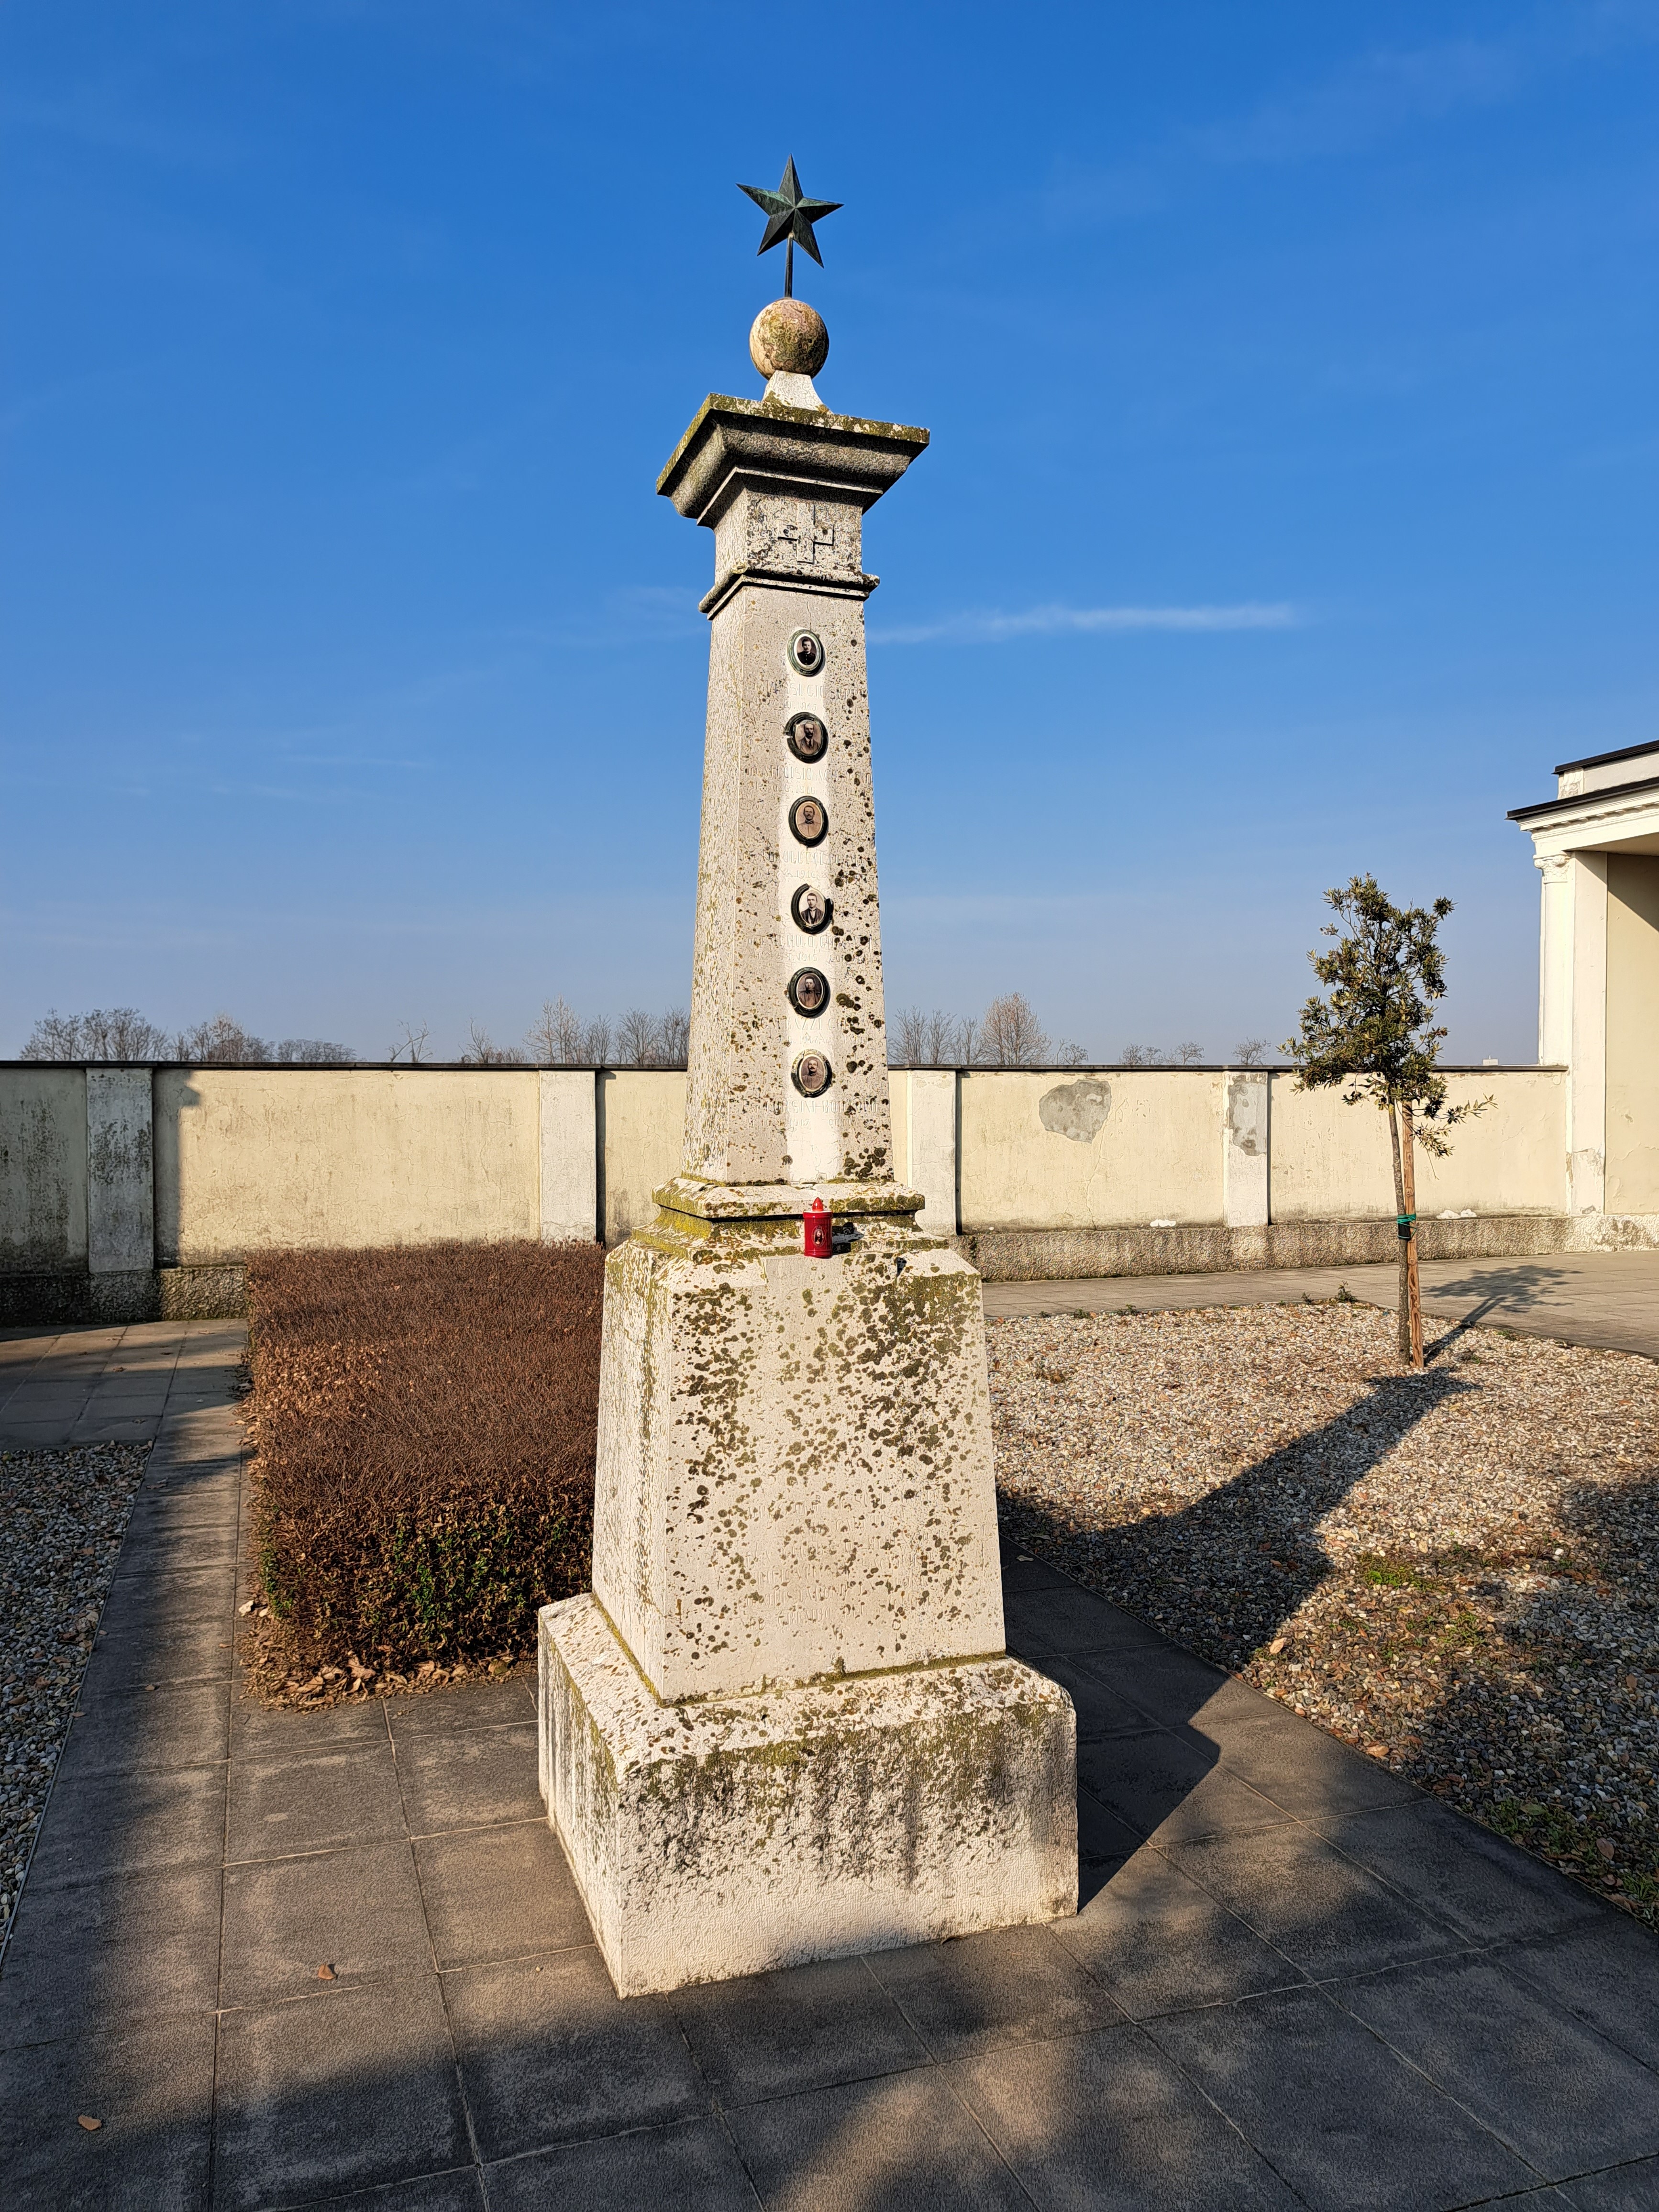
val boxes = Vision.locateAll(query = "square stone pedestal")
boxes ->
[539,1593,1077,1997]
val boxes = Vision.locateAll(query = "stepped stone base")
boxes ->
[538,1593,1077,1998]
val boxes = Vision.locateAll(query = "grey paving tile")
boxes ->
[395,1722,542,1835]
[230,1694,390,1761]
[1036,1653,1166,1741]
[957,2018,1306,2210]
[227,1745,408,1862]
[1075,1637,1242,1727]
[262,2171,484,2212]
[485,2117,757,2212]
[109,1526,241,1577]
[1198,1710,1424,1825]
[728,2066,1031,2211]
[863,1922,1120,2062]
[1004,1585,1168,1657]
[71,1416,163,1441]
[1169,1820,1461,1979]
[102,1564,237,1624]
[1076,1785,1143,1904]
[221,1841,431,2008]
[55,1677,230,1780]
[1078,1727,1291,1845]
[1322,1802,1609,1945]
[1559,2157,1659,2209]
[25,1763,228,1891]
[213,1973,469,2212]
[382,1677,536,1738]
[0,2010,215,2212]
[1148,1984,1535,2212]
[92,1613,237,1690]
[0,1863,223,2048]
[1054,1842,1307,2018]
[1338,1954,1659,2179]
[1504,1917,1659,2072]
[0,1418,79,1446]
[442,1947,708,2161]
[413,1819,592,1969]
[669,1952,929,2105]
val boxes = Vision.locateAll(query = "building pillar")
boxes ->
[899,1070,958,1235]
[538,1071,598,1242]
[1222,1071,1269,1229]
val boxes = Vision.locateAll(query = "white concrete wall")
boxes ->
[959,1071,1225,1230]
[0,1066,87,1269]
[1268,1071,1566,1223]
[0,1058,1584,1283]
[153,1067,543,1262]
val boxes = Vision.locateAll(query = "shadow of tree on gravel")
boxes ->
[999,1364,1467,1675]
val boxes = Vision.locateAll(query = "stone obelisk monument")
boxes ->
[539,170,1076,1997]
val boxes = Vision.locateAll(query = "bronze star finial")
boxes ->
[737,157,842,299]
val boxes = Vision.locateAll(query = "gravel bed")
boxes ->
[0,1444,149,1947]
[989,1303,1659,1928]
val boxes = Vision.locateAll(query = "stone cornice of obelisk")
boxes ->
[658,393,929,622]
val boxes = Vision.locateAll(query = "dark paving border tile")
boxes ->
[443,1947,708,2162]
[1504,1918,1659,2073]
[670,1952,928,2106]
[213,1973,469,2212]
[958,2017,1305,2211]
[25,1762,228,1891]
[228,1746,408,1863]
[221,1841,431,2009]
[413,1821,592,1971]
[1321,1802,1609,1945]
[0,2009,216,2212]
[863,1922,1119,2063]
[729,2066,1031,2211]
[1338,1953,1659,2180]
[0,1863,223,2048]
[1168,1821,1461,1980]
[485,2116,756,2212]
[1148,1983,1535,2212]
[1055,1843,1308,2018]
[1559,2155,1659,2209]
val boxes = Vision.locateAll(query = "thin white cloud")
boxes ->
[871,602,1302,647]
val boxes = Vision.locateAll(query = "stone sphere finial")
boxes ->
[750,298,829,380]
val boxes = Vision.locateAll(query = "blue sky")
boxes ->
[5,1,1658,1062]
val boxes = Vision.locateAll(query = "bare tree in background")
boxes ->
[393,1020,431,1065]
[1120,1043,1166,1067]
[462,1021,527,1066]
[1051,1040,1089,1066]
[1174,1041,1206,1065]
[657,1008,689,1067]
[527,998,586,1066]
[583,1015,613,1065]
[175,1015,270,1063]
[273,1040,355,1064]
[616,1008,660,1067]
[21,1007,170,1060]
[1231,1038,1270,1066]
[891,1007,963,1066]
[976,994,1050,1067]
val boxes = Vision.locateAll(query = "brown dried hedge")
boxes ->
[247,1241,604,1675]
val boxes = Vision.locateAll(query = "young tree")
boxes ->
[1284,875,1487,1369]
[1230,1038,1270,1067]
[1173,1041,1206,1066]
[392,1019,431,1065]
[657,1008,690,1067]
